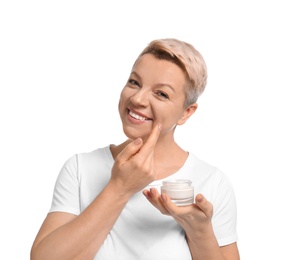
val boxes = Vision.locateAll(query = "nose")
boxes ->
[130,88,150,107]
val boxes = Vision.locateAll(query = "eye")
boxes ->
[128,79,140,87]
[156,91,169,99]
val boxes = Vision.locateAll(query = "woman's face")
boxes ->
[118,54,196,142]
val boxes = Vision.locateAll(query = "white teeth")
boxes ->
[129,111,149,121]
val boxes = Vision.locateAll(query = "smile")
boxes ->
[129,110,151,121]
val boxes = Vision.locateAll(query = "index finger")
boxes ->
[140,123,162,155]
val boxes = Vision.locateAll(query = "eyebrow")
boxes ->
[130,71,176,93]
[130,71,142,80]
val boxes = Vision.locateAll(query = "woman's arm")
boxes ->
[183,194,240,260]
[143,190,240,260]
[31,182,130,260]
[31,124,162,260]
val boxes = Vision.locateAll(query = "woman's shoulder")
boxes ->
[185,152,231,186]
[76,145,114,165]
[61,145,113,170]
[187,152,219,174]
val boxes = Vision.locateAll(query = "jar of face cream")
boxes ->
[161,180,194,206]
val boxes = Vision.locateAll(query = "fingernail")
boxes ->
[158,123,162,130]
[134,138,142,145]
[197,194,203,202]
[142,190,150,199]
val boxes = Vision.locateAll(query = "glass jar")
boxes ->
[161,179,194,206]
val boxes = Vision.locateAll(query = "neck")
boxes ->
[153,139,189,179]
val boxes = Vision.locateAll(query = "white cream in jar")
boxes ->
[161,180,194,206]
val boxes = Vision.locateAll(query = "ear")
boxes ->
[177,103,198,126]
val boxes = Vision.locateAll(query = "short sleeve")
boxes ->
[49,155,81,215]
[212,172,238,246]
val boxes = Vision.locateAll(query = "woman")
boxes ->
[31,38,240,259]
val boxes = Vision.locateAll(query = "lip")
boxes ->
[128,108,153,121]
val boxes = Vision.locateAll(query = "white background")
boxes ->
[1,1,286,259]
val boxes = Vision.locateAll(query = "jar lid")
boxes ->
[162,179,193,189]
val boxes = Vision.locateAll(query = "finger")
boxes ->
[194,194,213,217]
[140,123,162,155]
[160,193,179,213]
[143,188,170,215]
[160,193,198,217]
[116,138,143,165]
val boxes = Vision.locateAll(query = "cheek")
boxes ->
[118,90,132,119]
[118,89,127,109]
[159,109,185,128]
[119,88,131,103]
[118,98,121,113]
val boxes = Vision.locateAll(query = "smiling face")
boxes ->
[118,54,197,142]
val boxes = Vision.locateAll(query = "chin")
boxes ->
[122,126,149,141]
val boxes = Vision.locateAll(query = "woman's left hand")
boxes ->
[143,188,214,238]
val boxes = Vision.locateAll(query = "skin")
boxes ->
[31,54,240,260]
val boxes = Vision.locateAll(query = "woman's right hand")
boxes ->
[30,125,161,260]
[109,123,162,197]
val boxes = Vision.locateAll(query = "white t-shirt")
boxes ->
[50,146,238,260]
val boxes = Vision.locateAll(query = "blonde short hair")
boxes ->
[138,38,207,107]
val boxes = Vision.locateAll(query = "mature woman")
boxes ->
[31,38,240,260]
